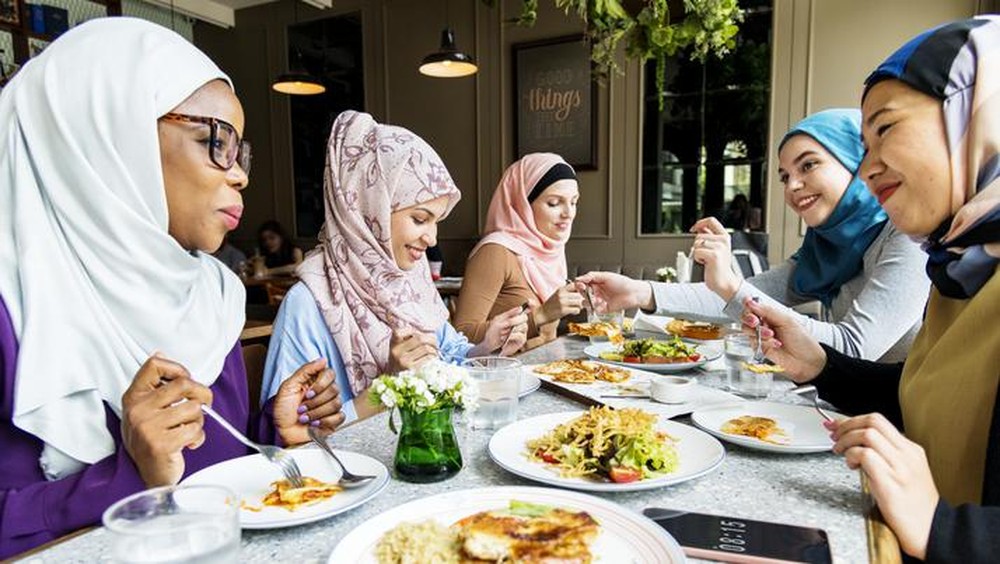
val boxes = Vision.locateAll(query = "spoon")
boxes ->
[306,426,376,488]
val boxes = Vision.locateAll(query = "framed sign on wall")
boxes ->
[513,35,597,170]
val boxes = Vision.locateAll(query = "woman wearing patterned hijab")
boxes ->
[580,110,927,362]
[0,18,343,558]
[262,111,528,423]
[747,16,1000,560]
[454,153,584,352]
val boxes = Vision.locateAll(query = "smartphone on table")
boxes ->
[643,507,832,564]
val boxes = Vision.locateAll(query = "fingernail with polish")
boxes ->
[310,420,320,427]
[298,414,309,424]
[305,389,316,399]
[297,405,307,414]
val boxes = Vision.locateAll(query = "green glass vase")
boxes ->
[393,406,462,483]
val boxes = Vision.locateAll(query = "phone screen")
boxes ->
[643,508,832,564]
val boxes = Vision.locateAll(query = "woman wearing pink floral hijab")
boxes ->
[262,111,527,422]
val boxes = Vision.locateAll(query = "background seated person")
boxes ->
[257,219,303,276]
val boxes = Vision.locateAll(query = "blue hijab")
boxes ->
[785,109,888,307]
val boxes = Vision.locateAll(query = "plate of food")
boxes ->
[488,407,724,492]
[690,402,838,453]
[567,321,625,343]
[532,359,633,384]
[665,318,726,341]
[585,337,722,373]
[327,486,686,563]
[181,448,389,528]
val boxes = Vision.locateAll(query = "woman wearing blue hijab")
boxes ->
[581,109,928,362]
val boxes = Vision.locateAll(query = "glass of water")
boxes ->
[587,309,625,342]
[463,356,521,430]
[738,366,773,399]
[103,485,240,564]
[724,333,754,392]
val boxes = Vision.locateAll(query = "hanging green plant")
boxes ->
[483,0,743,109]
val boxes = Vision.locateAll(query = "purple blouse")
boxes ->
[0,295,276,559]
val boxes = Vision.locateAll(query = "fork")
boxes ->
[568,278,596,313]
[307,426,376,488]
[790,384,835,423]
[751,296,766,363]
[200,404,305,488]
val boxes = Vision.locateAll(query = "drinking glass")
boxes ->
[463,356,521,430]
[103,485,240,564]
[738,366,773,399]
[723,333,754,392]
[587,309,625,342]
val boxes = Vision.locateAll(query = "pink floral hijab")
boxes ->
[297,111,460,394]
[470,153,573,304]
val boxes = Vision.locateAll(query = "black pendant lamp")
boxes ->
[419,17,477,78]
[272,1,326,95]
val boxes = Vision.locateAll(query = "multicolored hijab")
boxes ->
[785,110,889,307]
[297,111,460,394]
[865,16,1000,299]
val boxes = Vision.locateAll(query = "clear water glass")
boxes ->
[738,366,773,399]
[103,485,240,564]
[724,333,754,392]
[463,356,521,430]
[587,309,625,342]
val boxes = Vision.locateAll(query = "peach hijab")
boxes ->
[471,153,574,304]
[297,111,460,394]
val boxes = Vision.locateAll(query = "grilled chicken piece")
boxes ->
[456,508,598,563]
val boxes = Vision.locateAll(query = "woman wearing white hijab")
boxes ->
[0,18,343,558]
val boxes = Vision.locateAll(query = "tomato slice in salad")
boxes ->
[622,355,642,363]
[609,466,642,483]
[535,449,559,464]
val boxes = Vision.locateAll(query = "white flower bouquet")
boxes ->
[656,266,677,283]
[370,360,479,416]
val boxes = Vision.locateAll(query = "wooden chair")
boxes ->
[242,343,268,413]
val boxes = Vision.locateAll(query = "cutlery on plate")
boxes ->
[200,404,305,488]
[790,385,834,423]
[307,426,377,488]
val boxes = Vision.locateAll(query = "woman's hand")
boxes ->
[121,355,212,487]
[534,282,584,326]
[742,297,826,382]
[574,272,653,313]
[272,358,345,446]
[690,217,741,301]
[388,327,439,373]
[477,305,529,356]
[828,413,938,559]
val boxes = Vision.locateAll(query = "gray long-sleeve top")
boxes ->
[650,223,928,362]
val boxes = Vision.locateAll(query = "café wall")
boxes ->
[195,0,980,273]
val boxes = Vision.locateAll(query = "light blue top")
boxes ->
[261,283,474,424]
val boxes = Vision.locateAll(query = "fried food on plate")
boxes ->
[721,415,790,445]
[534,359,630,384]
[666,319,723,340]
[261,477,342,511]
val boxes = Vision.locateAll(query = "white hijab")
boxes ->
[0,18,245,479]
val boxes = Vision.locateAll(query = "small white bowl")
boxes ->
[651,376,694,404]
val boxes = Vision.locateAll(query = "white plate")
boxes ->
[690,401,837,453]
[181,448,389,529]
[584,342,722,373]
[633,312,730,342]
[519,370,541,397]
[327,486,686,563]
[488,411,724,492]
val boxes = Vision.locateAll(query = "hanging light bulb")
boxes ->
[419,28,477,78]
[272,2,326,95]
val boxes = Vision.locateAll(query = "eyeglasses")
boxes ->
[160,112,252,175]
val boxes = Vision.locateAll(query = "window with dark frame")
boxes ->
[640,0,773,235]
[289,13,365,240]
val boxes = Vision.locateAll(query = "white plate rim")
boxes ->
[326,485,686,563]
[488,410,725,492]
[690,401,837,454]
[519,370,541,397]
[583,342,722,373]
[180,448,390,529]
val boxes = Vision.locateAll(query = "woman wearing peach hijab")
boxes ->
[454,153,584,351]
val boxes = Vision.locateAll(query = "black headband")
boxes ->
[526,163,577,203]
